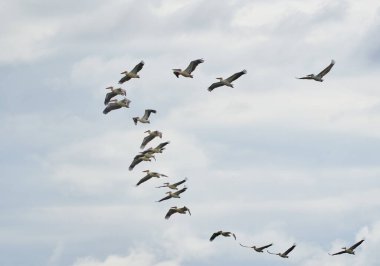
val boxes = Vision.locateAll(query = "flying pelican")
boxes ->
[156,178,187,190]
[119,61,145,84]
[239,243,273,253]
[129,153,155,171]
[209,231,236,242]
[133,109,156,125]
[136,170,168,186]
[140,130,162,149]
[297,60,335,82]
[103,98,131,114]
[165,206,191,219]
[267,244,296,258]
[172,58,204,78]
[157,186,187,202]
[208,70,247,92]
[104,86,126,105]
[329,239,364,256]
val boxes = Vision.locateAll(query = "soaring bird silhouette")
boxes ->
[136,170,168,186]
[104,86,126,105]
[156,178,187,190]
[119,61,145,84]
[157,186,187,202]
[329,239,364,256]
[140,130,162,149]
[208,70,247,91]
[133,109,156,125]
[103,98,131,114]
[209,231,236,241]
[297,60,335,82]
[239,242,273,253]
[172,58,204,78]
[267,244,296,258]
[165,206,191,219]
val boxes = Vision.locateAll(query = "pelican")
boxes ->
[136,170,168,186]
[129,153,155,171]
[133,109,156,125]
[104,86,126,105]
[239,243,273,253]
[156,178,187,190]
[165,206,191,219]
[140,130,162,149]
[209,231,236,242]
[157,186,187,202]
[267,244,296,258]
[329,239,364,256]
[118,61,145,84]
[172,58,204,78]
[208,70,247,92]
[297,60,335,82]
[102,98,131,114]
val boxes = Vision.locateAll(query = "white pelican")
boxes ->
[157,186,187,202]
[119,61,145,84]
[297,60,335,82]
[267,244,296,258]
[102,98,131,114]
[133,109,156,125]
[136,170,168,186]
[329,239,364,256]
[208,70,247,91]
[140,130,162,149]
[165,206,191,219]
[172,58,204,78]
[209,231,236,241]
[104,86,126,105]
[156,178,187,190]
[129,153,155,171]
[239,243,273,253]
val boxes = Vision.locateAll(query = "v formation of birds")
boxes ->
[101,59,365,259]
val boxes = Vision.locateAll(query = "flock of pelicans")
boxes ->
[101,59,365,259]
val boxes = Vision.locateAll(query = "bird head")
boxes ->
[121,71,128,74]
[216,77,223,81]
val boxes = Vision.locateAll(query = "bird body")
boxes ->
[297,60,335,82]
[119,61,145,84]
[173,58,204,78]
[133,109,156,125]
[209,231,236,241]
[165,206,191,219]
[329,239,364,256]
[103,98,131,114]
[208,70,247,91]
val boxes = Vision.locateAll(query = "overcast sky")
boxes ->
[2,0,380,265]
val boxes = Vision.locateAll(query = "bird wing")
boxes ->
[239,243,252,249]
[130,60,145,74]
[297,76,314,80]
[102,103,120,114]
[226,69,247,83]
[185,207,191,215]
[118,75,131,84]
[143,109,156,120]
[175,187,187,195]
[165,208,177,219]
[210,232,221,241]
[129,157,142,171]
[232,233,236,240]
[317,60,335,78]
[184,58,204,74]
[258,243,273,250]
[283,244,296,256]
[140,134,155,149]
[104,91,117,105]
[173,178,187,187]
[157,194,172,202]
[156,141,170,149]
[329,250,346,256]
[349,239,364,250]
[208,81,224,92]
[136,174,152,186]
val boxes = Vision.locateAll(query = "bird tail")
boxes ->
[133,117,138,125]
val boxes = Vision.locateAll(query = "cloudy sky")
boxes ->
[2,0,380,265]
